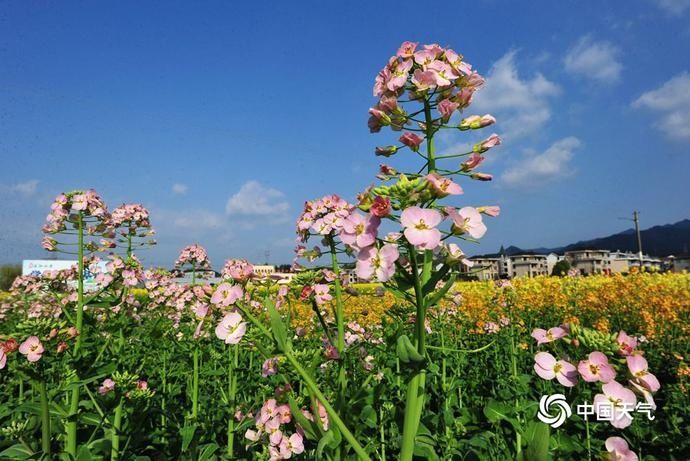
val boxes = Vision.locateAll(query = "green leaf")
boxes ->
[180,423,197,452]
[0,444,34,460]
[76,446,94,461]
[198,442,219,461]
[524,422,550,461]
[288,395,318,440]
[425,274,457,306]
[483,399,514,424]
[316,430,335,458]
[265,298,288,352]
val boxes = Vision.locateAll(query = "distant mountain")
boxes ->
[481,219,690,258]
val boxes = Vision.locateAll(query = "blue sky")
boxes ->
[1,0,689,267]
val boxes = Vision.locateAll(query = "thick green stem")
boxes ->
[111,398,123,461]
[400,99,435,460]
[226,345,238,457]
[39,380,51,456]
[66,212,85,457]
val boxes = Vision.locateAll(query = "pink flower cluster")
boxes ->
[296,195,354,242]
[245,399,305,460]
[110,203,153,235]
[369,42,485,134]
[222,258,254,282]
[43,190,109,234]
[175,244,211,269]
[532,327,660,429]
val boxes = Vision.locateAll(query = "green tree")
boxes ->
[0,264,21,290]
[551,260,571,276]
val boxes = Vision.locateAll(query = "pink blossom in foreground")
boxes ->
[594,381,637,428]
[629,380,657,410]
[356,244,399,282]
[98,378,116,395]
[578,351,616,383]
[370,196,392,218]
[477,206,500,217]
[340,212,380,250]
[617,330,637,356]
[313,284,332,305]
[446,206,487,239]
[459,114,496,130]
[627,355,660,392]
[445,243,473,267]
[279,432,305,458]
[531,327,567,345]
[215,312,247,345]
[473,134,501,153]
[534,352,577,387]
[401,207,442,250]
[461,153,485,171]
[425,173,463,197]
[18,336,44,362]
[211,283,243,307]
[605,437,638,461]
[399,132,424,152]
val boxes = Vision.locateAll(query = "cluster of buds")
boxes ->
[42,190,109,235]
[98,371,154,400]
[296,195,354,243]
[175,244,211,269]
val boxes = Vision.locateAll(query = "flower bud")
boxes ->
[375,145,398,157]
[458,114,496,130]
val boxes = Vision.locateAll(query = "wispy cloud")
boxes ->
[653,0,690,15]
[564,36,622,84]
[500,137,581,188]
[472,51,560,140]
[0,179,40,197]
[172,183,188,195]
[225,180,289,218]
[632,72,690,141]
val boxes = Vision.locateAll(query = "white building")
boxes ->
[609,251,662,272]
[564,250,611,275]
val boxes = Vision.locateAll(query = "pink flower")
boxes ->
[136,380,148,390]
[0,349,6,370]
[72,194,88,211]
[605,437,638,461]
[18,336,44,362]
[211,283,243,307]
[399,132,424,152]
[427,60,459,87]
[413,49,437,66]
[437,98,460,121]
[356,244,399,282]
[593,381,637,428]
[531,327,568,345]
[461,153,485,171]
[222,259,254,281]
[459,114,496,130]
[626,355,660,392]
[473,134,501,153]
[411,68,438,91]
[447,206,487,239]
[616,331,637,356]
[215,312,247,345]
[262,357,280,377]
[425,173,463,197]
[401,207,442,250]
[279,432,305,458]
[534,352,577,387]
[265,417,283,446]
[98,378,116,395]
[313,284,332,305]
[396,41,417,58]
[259,399,278,424]
[340,212,380,250]
[370,196,392,218]
[387,59,413,92]
[445,243,473,267]
[578,351,616,383]
[477,206,500,217]
[276,404,291,424]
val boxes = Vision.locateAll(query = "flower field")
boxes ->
[1,40,689,460]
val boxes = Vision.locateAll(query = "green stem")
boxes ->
[66,211,85,457]
[39,380,51,456]
[111,398,123,461]
[226,345,238,457]
[284,352,371,461]
[192,346,199,419]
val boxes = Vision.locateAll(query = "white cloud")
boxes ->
[654,0,690,15]
[225,180,289,217]
[564,36,622,84]
[0,179,39,197]
[633,72,690,141]
[155,208,225,231]
[500,137,580,187]
[172,183,188,195]
[472,51,560,139]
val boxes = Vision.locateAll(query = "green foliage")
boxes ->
[550,260,571,277]
[0,264,21,290]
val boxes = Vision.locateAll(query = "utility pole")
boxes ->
[633,211,644,270]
